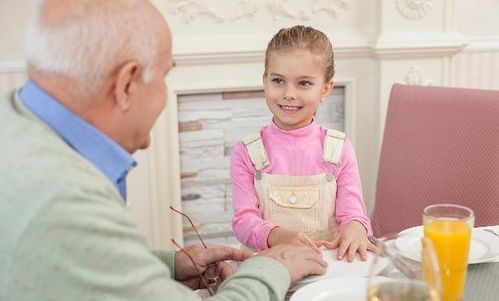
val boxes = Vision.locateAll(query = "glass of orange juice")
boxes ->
[423,204,474,301]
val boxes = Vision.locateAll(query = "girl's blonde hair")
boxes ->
[264,25,335,81]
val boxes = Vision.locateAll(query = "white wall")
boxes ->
[1,0,498,249]
[0,1,37,57]
[451,0,499,90]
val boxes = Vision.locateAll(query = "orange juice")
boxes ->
[424,219,471,301]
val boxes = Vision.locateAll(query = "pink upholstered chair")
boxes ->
[371,84,499,236]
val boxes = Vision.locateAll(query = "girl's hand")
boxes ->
[317,220,377,262]
[267,226,320,253]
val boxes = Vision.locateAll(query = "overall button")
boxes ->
[326,173,333,182]
[255,171,263,181]
[288,195,298,204]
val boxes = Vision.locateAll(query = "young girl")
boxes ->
[230,25,375,262]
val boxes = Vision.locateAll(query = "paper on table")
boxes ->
[299,248,386,284]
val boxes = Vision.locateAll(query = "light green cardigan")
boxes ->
[0,90,290,301]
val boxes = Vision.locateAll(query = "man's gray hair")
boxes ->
[24,0,159,92]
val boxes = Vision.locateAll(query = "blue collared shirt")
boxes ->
[20,80,136,201]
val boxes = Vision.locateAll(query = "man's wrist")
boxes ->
[151,249,176,278]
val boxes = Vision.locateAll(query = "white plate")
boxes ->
[299,248,389,284]
[395,226,499,264]
[290,277,369,301]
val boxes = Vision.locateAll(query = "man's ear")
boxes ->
[321,80,334,100]
[113,61,141,111]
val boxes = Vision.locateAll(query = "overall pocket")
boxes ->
[266,186,323,236]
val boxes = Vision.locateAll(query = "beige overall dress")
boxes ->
[243,129,346,242]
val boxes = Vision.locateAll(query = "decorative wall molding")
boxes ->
[171,0,348,24]
[463,37,499,52]
[12,35,489,70]
[172,0,260,24]
[401,66,433,86]
[395,0,435,20]
[267,0,348,21]
[171,32,468,65]
[371,32,467,59]
[171,33,370,66]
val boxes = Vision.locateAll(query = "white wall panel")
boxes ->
[452,49,499,90]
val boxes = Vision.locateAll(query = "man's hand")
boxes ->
[267,226,320,253]
[317,220,377,262]
[175,244,253,290]
[258,244,327,285]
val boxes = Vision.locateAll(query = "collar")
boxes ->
[270,117,319,138]
[19,80,136,200]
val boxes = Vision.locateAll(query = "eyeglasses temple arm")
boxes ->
[170,205,207,249]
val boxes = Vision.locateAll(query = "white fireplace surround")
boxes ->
[1,0,498,249]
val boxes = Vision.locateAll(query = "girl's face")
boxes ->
[263,49,333,131]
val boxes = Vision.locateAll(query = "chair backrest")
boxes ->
[371,84,499,236]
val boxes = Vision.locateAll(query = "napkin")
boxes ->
[299,248,383,284]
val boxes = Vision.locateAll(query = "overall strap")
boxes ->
[243,132,270,171]
[323,129,345,165]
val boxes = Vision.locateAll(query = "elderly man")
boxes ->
[0,0,327,300]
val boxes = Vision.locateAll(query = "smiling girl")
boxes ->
[230,25,375,262]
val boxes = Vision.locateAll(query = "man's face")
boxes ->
[126,24,173,153]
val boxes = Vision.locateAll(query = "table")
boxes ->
[286,225,499,301]
[464,225,499,300]
[465,262,499,300]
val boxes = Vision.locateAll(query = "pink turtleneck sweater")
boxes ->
[230,120,372,250]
